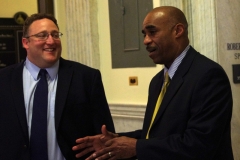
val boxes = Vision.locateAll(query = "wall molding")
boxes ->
[109,103,146,119]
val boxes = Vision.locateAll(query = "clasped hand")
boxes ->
[72,125,137,160]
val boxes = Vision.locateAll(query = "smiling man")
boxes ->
[0,13,115,160]
[73,6,233,160]
[22,16,62,68]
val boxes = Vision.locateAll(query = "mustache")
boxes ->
[146,46,156,52]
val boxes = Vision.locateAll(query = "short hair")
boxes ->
[23,13,59,37]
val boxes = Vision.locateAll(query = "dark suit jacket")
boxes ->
[0,58,115,160]
[119,47,233,160]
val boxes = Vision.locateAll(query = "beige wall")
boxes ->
[0,0,37,17]
[53,0,67,58]
[98,0,162,105]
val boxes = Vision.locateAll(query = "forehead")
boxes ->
[143,12,165,29]
[29,18,58,33]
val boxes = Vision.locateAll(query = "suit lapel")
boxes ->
[55,58,73,131]
[11,62,29,142]
[151,46,197,128]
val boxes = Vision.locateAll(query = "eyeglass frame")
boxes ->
[24,31,63,41]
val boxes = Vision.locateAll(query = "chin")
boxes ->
[43,58,57,65]
[151,58,160,64]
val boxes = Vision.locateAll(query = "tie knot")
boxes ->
[164,72,170,84]
[38,69,47,80]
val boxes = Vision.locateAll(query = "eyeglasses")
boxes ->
[25,32,63,41]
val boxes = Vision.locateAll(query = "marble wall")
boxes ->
[64,0,100,69]
[216,1,240,159]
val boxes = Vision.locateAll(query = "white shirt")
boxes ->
[23,58,65,160]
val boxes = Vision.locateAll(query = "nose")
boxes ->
[143,34,152,45]
[45,34,55,43]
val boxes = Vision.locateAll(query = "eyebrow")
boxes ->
[142,25,156,34]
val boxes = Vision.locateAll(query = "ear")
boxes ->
[174,23,185,38]
[22,38,29,49]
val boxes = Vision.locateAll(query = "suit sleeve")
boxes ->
[118,130,142,139]
[89,70,115,133]
[136,67,233,160]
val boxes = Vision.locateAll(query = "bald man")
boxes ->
[73,6,233,160]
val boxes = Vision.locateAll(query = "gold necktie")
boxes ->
[146,72,170,139]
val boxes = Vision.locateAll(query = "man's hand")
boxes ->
[72,125,117,158]
[86,136,137,160]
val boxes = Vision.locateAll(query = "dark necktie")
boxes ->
[146,72,170,139]
[30,69,48,160]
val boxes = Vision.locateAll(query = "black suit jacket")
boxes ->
[0,58,115,160]
[120,47,233,160]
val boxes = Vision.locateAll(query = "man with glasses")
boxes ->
[0,13,115,160]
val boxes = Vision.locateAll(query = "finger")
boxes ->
[100,125,108,139]
[88,148,111,160]
[104,138,114,147]
[76,136,89,143]
[108,155,117,160]
[72,142,90,151]
[100,125,114,141]
[72,144,85,151]
[94,151,116,160]
[107,151,117,160]
[75,147,94,158]
[85,153,97,160]
[90,153,109,160]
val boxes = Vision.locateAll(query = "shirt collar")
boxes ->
[25,58,59,80]
[164,45,190,79]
